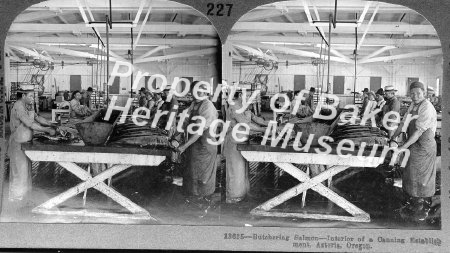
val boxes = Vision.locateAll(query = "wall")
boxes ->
[6,59,218,99]
[232,60,442,96]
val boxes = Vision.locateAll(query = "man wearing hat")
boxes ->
[8,86,56,202]
[305,87,316,108]
[158,84,179,137]
[86,87,94,107]
[390,81,437,221]
[360,88,370,117]
[374,88,386,126]
[382,85,401,138]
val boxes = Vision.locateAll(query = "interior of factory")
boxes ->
[1,0,442,229]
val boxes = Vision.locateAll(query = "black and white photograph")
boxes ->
[0,0,448,251]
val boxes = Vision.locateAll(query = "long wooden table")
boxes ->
[238,144,387,223]
[22,143,172,221]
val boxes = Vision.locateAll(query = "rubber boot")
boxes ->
[412,197,432,222]
[398,195,414,219]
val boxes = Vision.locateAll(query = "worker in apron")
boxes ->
[223,90,268,203]
[382,85,401,138]
[176,82,218,203]
[8,86,56,202]
[390,81,437,221]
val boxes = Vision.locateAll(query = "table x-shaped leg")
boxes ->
[250,162,370,222]
[32,162,156,221]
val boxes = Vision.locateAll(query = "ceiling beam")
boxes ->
[231,22,437,35]
[228,35,441,47]
[311,3,328,45]
[284,13,295,23]
[9,23,216,35]
[136,45,170,60]
[58,15,69,24]
[359,48,442,64]
[76,0,89,24]
[82,0,104,46]
[357,2,371,25]
[256,1,417,13]
[361,46,397,61]
[29,0,185,10]
[302,0,313,23]
[239,10,284,22]
[133,0,146,25]
[14,11,59,22]
[358,4,379,49]
[6,36,218,46]
[245,42,353,64]
[316,45,353,62]
[134,48,217,63]
[134,3,153,50]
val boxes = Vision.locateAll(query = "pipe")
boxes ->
[131,26,134,98]
[354,13,358,104]
[109,0,113,29]
[333,0,338,28]
[106,15,110,108]
[327,14,332,94]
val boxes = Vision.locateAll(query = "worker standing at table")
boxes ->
[304,87,316,108]
[360,88,370,116]
[8,86,56,202]
[70,90,92,121]
[223,90,268,203]
[160,85,179,138]
[374,88,386,126]
[80,87,93,108]
[390,81,437,221]
[381,85,401,138]
[176,82,218,203]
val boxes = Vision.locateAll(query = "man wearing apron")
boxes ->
[390,81,437,221]
[8,86,56,202]
[177,82,218,203]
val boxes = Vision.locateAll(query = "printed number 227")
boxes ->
[207,3,233,16]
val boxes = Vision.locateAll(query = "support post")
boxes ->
[130,26,134,98]
[327,14,332,94]
[354,13,358,104]
[106,15,110,107]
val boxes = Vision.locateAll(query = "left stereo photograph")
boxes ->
[2,0,221,225]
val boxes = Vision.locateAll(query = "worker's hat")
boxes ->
[163,84,172,91]
[410,81,425,91]
[384,85,398,92]
[309,87,316,93]
[375,88,385,96]
[361,88,369,93]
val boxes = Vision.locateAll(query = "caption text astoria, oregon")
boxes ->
[103,61,412,166]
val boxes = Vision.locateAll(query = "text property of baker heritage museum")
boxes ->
[102,61,412,167]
